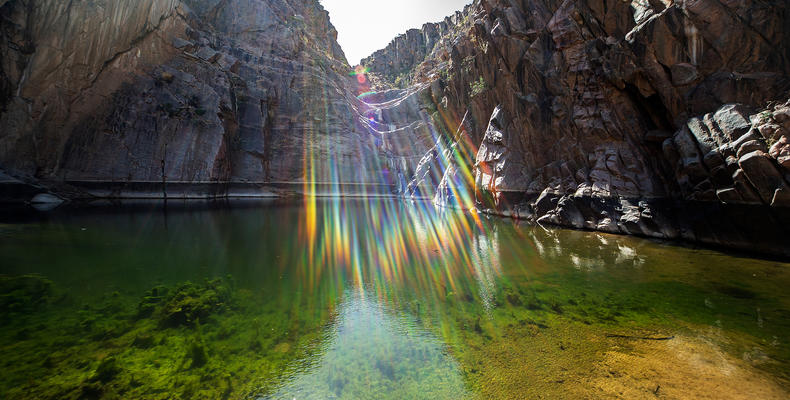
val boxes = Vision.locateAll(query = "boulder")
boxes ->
[769,135,790,169]
[738,150,788,204]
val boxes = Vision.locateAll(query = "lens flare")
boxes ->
[291,64,511,335]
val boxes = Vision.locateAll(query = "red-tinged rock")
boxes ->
[769,135,790,170]
[738,150,787,204]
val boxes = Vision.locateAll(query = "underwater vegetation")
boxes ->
[0,274,53,313]
[0,275,333,399]
[2,259,789,399]
[1,203,790,399]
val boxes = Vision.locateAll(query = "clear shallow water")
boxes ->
[1,199,789,399]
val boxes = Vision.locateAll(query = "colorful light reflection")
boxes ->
[292,65,510,321]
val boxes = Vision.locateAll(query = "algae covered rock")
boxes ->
[187,340,208,369]
[0,274,53,313]
[92,356,122,383]
[137,285,169,318]
[155,278,232,328]
[131,334,156,349]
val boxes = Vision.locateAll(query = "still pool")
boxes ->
[1,199,789,399]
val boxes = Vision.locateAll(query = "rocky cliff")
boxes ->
[0,0,385,198]
[361,6,474,88]
[360,0,790,255]
[2,0,789,255]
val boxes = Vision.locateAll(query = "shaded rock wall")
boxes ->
[1,0,182,173]
[362,0,790,255]
[1,0,788,255]
[0,0,384,197]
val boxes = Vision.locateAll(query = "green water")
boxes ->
[1,199,789,399]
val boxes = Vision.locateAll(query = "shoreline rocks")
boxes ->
[359,0,790,257]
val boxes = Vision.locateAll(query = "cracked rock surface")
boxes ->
[0,0,382,192]
[1,0,789,255]
[361,0,790,256]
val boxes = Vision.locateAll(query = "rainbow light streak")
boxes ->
[286,63,528,336]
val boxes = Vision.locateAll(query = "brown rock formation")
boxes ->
[362,0,790,256]
[0,0,385,198]
[361,6,474,88]
[1,0,789,255]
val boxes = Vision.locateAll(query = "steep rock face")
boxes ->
[0,0,181,172]
[475,105,527,203]
[361,6,474,87]
[362,0,790,255]
[0,0,383,198]
[2,0,789,254]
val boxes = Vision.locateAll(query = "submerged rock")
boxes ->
[92,357,123,383]
[187,340,208,368]
[131,334,156,349]
[29,193,64,204]
[29,192,66,211]
[137,285,169,318]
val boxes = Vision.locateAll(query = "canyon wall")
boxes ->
[1,0,789,254]
[361,6,473,88]
[0,0,384,198]
[362,0,790,255]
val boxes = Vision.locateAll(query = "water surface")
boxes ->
[1,199,789,399]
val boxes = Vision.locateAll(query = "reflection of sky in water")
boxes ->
[263,289,469,400]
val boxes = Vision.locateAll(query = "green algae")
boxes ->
[1,201,789,399]
[93,356,122,383]
[0,275,335,399]
[0,274,53,314]
[154,278,233,328]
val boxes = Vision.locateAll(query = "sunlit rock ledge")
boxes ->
[360,0,790,257]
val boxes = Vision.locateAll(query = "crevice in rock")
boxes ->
[622,83,673,131]
[70,9,179,109]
